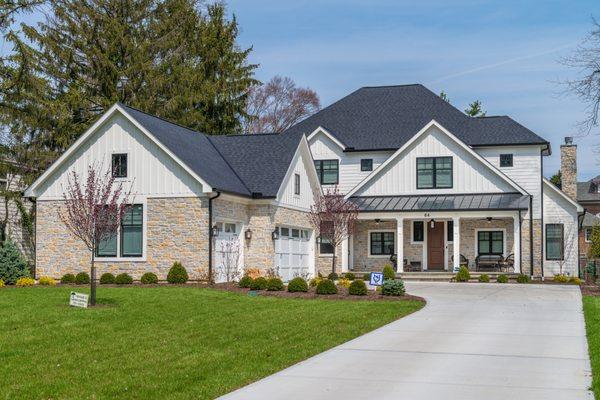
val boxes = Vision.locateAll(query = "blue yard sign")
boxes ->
[369,272,384,286]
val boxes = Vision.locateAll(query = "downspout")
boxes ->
[518,209,522,274]
[540,148,544,280]
[529,195,534,278]
[578,209,586,278]
[208,191,221,284]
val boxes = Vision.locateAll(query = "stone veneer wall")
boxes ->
[353,220,396,272]
[458,218,514,270]
[36,198,209,280]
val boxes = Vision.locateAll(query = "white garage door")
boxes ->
[274,226,311,282]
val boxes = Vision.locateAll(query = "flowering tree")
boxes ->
[308,186,358,274]
[58,164,133,306]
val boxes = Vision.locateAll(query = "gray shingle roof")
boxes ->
[577,175,600,202]
[120,104,301,198]
[284,84,549,151]
[349,193,529,212]
[582,211,600,227]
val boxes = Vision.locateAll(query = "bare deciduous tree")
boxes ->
[562,19,600,138]
[58,164,133,306]
[216,238,241,283]
[244,76,320,133]
[308,186,358,274]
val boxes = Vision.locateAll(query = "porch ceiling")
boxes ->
[349,193,529,212]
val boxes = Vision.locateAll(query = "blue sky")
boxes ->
[3,1,599,179]
[228,0,600,180]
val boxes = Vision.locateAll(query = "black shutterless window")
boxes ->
[361,159,373,171]
[370,232,394,255]
[500,154,513,167]
[447,220,454,242]
[546,224,564,260]
[294,173,300,195]
[413,221,424,242]
[314,160,339,185]
[112,153,127,178]
[121,204,143,257]
[416,157,452,189]
[478,231,503,255]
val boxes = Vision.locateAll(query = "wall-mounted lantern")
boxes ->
[271,229,279,241]
[244,229,253,240]
[429,219,435,228]
[211,225,219,238]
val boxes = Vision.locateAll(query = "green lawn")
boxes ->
[0,286,423,399]
[584,296,600,398]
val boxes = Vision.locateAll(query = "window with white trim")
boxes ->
[370,232,395,256]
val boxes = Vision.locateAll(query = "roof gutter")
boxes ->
[208,191,221,284]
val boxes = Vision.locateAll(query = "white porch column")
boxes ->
[453,216,461,272]
[513,213,521,273]
[341,236,349,272]
[396,217,404,272]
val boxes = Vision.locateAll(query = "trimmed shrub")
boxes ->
[75,272,90,284]
[455,266,471,282]
[309,276,323,287]
[381,279,405,296]
[0,240,30,284]
[569,276,582,285]
[287,277,308,293]
[337,277,351,288]
[140,272,158,284]
[238,275,253,288]
[382,265,395,281]
[554,274,569,283]
[250,276,268,290]
[327,272,339,281]
[60,273,76,284]
[115,273,133,285]
[496,274,509,283]
[38,276,56,286]
[344,272,356,281]
[16,277,35,287]
[516,274,530,284]
[167,262,188,284]
[348,279,368,296]
[363,272,371,281]
[316,279,338,295]
[100,273,115,284]
[478,274,490,283]
[266,277,284,291]
[0,279,4,288]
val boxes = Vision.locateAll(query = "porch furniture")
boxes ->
[450,254,469,268]
[405,261,422,272]
[475,254,503,271]
[498,253,514,272]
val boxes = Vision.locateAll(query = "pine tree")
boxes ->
[550,170,562,189]
[439,91,450,103]
[0,0,257,183]
[465,100,486,117]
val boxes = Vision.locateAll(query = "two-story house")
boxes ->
[26,84,582,281]
[286,84,582,278]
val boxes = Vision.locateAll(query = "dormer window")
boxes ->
[416,157,452,189]
[112,154,127,178]
[314,160,339,185]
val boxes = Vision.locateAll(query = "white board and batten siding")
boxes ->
[277,142,319,211]
[476,146,543,219]
[353,125,516,197]
[543,182,579,276]
[309,131,393,194]
[34,113,204,200]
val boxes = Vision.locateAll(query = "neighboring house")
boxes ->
[577,174,600,268]
[285,84,582,277]
[25,104,321,282]
[26,84,583,280]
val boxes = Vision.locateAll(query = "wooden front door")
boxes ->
[427,221,445,270]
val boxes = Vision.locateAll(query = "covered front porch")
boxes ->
[343,193,530,274]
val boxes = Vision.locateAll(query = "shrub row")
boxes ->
[60,263,189,285]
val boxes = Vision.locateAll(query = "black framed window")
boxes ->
[586,228,593,243]
[413,221,424,242]
[500,154,513,167]
[96,233,117,257]
[447,220,454,242]
[112,153,127,178]
[294,173,300,195]
[319,236,334,254]
[478,231,503,255]
[314,160,339,185]
[361,159,373,171]
[370,232,395,256]
[546,224,564,260]
[416,157,452,189]
[121,204,143,257]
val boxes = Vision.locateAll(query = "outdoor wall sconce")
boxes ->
[271,229,279,240]
[244,229,252,240]
[211,225,219,238]
[486,217,493,224]
[375,218,381,224]
[430,219,435,228]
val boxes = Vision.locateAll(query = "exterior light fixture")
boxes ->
[375,218,381,224]
[486,217,492,224]
[244,229,252,240]
[430,219,435,228]
[271,229,279,241]
[211,225,219,237]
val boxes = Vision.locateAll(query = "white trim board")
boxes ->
[307,126,347,150]
[543,178,584,212]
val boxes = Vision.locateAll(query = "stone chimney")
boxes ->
[560,136,577,201]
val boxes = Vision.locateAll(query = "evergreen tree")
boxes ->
[464,100,486,117]
[439,91,450,103]
[550,170,562,189]
[0,0,257,184]
[590,225,600,260]
[0,239,29,284]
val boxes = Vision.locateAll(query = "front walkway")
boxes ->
[220,282,592,400]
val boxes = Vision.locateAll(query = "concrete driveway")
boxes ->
[220,282,593,400]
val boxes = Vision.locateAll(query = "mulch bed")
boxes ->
[581,284,600,296]
[212,282,425,302]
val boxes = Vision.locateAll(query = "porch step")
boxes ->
[398,272,520,282]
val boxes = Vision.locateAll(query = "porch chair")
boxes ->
[450,254,469,269]
[499,254,514,273]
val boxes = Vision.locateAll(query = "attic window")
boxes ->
[500,154,513,168]
[361,159,373,171]
[112,154,127,178]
